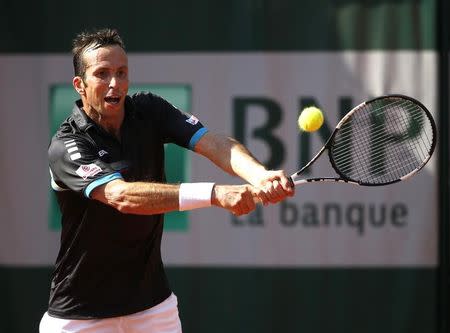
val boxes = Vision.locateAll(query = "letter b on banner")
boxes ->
[233,97,284,169]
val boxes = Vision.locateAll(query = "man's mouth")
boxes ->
[104,96,121,105]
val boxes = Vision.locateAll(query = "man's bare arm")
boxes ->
[193,132,264,181]
[91,179,180,215]
[90,178,262,216]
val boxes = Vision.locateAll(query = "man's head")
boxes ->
[72,28,129,123]
[72,28,125,79]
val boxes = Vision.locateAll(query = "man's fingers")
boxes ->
[221,185,257,216]
[268,180,283,202]
[240,190,256,214]
[279,176,295,196]
[263,179,286,203]
[252,188,269,206]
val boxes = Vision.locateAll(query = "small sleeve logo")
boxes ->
[186,115,199,125]
[75,164,103,180]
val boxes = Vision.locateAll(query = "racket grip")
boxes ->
[288,176,295,188]
[252,176,296,204]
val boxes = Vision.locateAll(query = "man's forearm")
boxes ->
[228,139,269,185]
[97,180,180,215]
[91,178,262,216]
[195,133,267,185]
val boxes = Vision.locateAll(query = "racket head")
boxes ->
[328,94,437,186]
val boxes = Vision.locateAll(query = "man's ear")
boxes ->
[73,76,85,96]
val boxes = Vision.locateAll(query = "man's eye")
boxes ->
[96,71,108,79]
[117,71,127,79]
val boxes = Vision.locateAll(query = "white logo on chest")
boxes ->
[98,150,108,157]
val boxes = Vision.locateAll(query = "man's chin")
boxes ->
[104,101,125,112]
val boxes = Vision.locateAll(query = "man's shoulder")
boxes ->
[126,92,170,125]
[128,91,168,109]
[50,119,90,146]
[129,91,158,101]
[48,131,93,162]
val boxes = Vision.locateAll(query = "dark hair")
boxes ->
[72,28,125,77]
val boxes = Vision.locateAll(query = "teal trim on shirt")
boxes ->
[189,128,208,150]
[84,172,123,198]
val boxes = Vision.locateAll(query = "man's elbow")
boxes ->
[92,180,135,214]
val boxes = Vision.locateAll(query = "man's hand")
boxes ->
[251,170,295,205]
[212,184,268,216]
[193,133,295,206]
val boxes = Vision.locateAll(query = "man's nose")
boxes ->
[109,75,119,88]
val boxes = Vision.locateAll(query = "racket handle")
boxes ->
[252,176,297,204]
[288,176,295,187]
[292,179,308,186]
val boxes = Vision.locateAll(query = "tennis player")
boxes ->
[40,28,294,333]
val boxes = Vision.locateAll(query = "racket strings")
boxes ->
[334,101,431,149]
[336,108,431,182]
[335,111,429,181]
[330,98,434,184]
[333,110,427,166]
[333,113,430,171]
[336,99,410,136]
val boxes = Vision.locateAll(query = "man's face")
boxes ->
[75,45,129,117]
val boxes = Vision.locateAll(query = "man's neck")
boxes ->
[84,106,124,140]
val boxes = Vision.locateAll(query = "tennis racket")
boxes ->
[291,94,436,187]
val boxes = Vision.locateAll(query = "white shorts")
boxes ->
[39,293,182,333]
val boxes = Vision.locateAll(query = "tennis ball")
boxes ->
[298,106,324,132]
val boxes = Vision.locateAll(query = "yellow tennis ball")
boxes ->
[298,106,324,132]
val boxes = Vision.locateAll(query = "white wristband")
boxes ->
[179,182,215,211]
